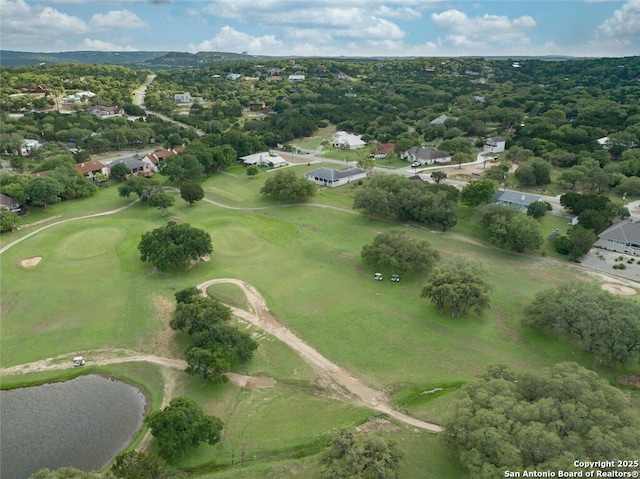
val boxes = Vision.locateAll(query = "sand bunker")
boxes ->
[21,256,42,267]
[601,283,637,295]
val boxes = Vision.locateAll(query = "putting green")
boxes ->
[210,226,263,256]
[56,226,127,260]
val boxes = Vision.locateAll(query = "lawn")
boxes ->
[2,167,639,478]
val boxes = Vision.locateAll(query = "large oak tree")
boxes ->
[145,397,223,461]
[446,363,640,479]
[361,229,440,274]
[138,221,212,270]
[421,259,491,317]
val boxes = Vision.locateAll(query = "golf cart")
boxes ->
[72,356,86,367]
[391,274,400,282]
[374,273,383,281]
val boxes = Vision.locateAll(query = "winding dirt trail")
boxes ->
[0,350,276,390]
[198,278,442,432]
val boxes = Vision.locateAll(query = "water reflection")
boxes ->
[1,374,146,479]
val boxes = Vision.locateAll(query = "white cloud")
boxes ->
[431,9,536,44]
[373,5,422,20]
[189,25,283,54]
[596,0,640,38]
[0,0,89,49]
[90,10,149,30]
[189,23,434,57]
[202,0,431,23]
[83,38,138,51]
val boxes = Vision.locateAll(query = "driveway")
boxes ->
[579,248,640,284]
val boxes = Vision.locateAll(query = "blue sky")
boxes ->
[1,0,639,57]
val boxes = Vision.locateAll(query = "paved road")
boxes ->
[133,74,206,137]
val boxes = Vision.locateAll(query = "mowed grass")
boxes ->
[2,170,639,477]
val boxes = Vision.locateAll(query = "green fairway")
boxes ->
[2,170,638,478]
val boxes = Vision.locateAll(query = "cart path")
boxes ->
[0,349,276,390]
[198,278,442,432]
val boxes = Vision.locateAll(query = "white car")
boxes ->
[411,161,422,167]
[72,356,86,367]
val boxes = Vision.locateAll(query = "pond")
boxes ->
[0,374,146,479]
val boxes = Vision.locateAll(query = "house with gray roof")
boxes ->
[484,136,506,153]
[0,193,21,212]
[595,220,640,255]
[108,157,153,177]
[430,114,457,125]
[304,167,366,188]
[493,190,542,211]
[401,147,451,165]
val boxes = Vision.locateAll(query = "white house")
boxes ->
[226,73,241,80]
[62,91,96,103]
[240,151,287,168]
[484,136,506,153]
[18,139,41,156]
[332,131,366,149]
[288,75,306,82]
[174,92,192,103]
[304,167,367,187]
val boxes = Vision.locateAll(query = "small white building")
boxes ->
[174,92,192,103]
[304,167,367,188]
[62,91,96,103]
[18,139,41,156]
[240,152,287,168]
[333,131,366,149]
[484,136,506,153]
[288,75,306,82]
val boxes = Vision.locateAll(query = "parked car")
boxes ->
[374,273,383,281]
[411,161,423,167]
[73,356,86,367]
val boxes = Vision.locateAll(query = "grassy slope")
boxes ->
[1,170,639,478]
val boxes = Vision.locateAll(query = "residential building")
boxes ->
[249,100,266,111]
[240,152,287,168]
[401,147,451,165]
[288,75,306,82]
[304,167,367,188]
[430,114,457,125]
[18,139,41,157]
[0,193,21,212]
[375,143,395,159]
[108,157,153,177]
[333,131,366,149]
[484,136,506,153]
[174,92,192,103]
[595,220,640,255]
[74,161,110,181]
[493,190,542,211]
[89,106,123,119]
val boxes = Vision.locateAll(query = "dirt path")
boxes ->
[0,350,275,390]
[198,278,442,432]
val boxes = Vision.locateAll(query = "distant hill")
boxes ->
[0,50,170,67]
[0,50,581,68]
[0,50,273,68]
